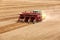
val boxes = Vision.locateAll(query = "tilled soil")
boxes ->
[0,1,60,40]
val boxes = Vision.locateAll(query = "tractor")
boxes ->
[17,10,43,24]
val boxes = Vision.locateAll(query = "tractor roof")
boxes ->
[33,10,41,13]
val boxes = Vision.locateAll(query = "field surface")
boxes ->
[0,0,60,40]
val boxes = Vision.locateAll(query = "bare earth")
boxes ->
[0,0,60,40]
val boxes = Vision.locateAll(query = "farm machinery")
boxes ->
[17,10,46,24]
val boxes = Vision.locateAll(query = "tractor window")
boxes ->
[33,11,37,12]
[33,11,38,13]
[33,10,41,13]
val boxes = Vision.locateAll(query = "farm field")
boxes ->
[0,0,60,40]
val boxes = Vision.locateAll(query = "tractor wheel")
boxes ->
[22,19,25,22]
[28,19,30,24]
[33,19,36,24]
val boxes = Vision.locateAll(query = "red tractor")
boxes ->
[17,10,42,24]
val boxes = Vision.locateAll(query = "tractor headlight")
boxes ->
[41,10,46,20]
[42,13,46,20]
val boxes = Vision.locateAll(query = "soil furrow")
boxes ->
[0,22,30,34]
[0,16,18,22]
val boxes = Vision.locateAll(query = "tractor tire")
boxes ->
[33,19,36,24]
[22,19,25,22]
[28,19,30,24]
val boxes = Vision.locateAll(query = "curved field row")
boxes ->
[0,22,30,34]
[0,16,18,22]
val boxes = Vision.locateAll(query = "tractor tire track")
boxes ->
[0,22,30,34]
